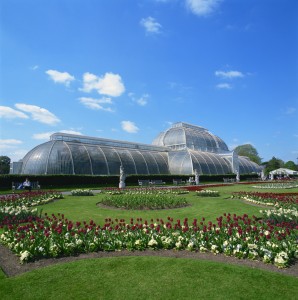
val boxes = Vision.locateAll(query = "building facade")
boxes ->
[11,122,262,176]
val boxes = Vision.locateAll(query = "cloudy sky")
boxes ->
[0,0,297,164]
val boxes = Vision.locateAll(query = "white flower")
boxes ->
[211,245,219,254]
[20,250,31,263]
[175,241,182,248]
[248,244,257,250]
[187,241,194,249]
[148,238,157,246]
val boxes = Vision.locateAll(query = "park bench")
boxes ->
[173,179,185,185]
[138,179,150,186]
[12,181,41,191]
[150,179,166,186]
[223,178,235,183]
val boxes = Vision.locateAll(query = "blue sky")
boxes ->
[0,0,297,164]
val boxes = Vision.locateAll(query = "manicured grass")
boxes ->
[1,257,297,300]
[1,183,297,299]
[37,191,263,225]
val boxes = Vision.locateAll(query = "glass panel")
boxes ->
[142,152,159,174]
[100,147,121,175]
[87,146,108,175]
[47,141,73,174]
[168,151,190,174]
[22,142,52,174]
[117,150,137,174]
[130,151,149,174]
[68,143,91,174]
[151,152,170,174]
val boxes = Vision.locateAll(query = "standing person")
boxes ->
[23,178,32,192]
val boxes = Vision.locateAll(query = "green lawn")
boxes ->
[37,186,265,224]
[1,257,297,300]
[1,184,298,299]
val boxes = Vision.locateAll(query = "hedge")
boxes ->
[0,173,259,189]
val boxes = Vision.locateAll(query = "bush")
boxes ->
[71,189,94,196]
[196,190,220,197]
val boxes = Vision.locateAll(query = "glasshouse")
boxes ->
[11,122,262,176]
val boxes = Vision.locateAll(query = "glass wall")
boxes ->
[20,140,169,175]
[18,126,262,176]
[238,156,262,174]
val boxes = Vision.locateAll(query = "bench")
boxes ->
[12,181,41,191]
[150,180,166,186]
[223,178,235,183]
[138,180,150,186]
[173,179,185,185]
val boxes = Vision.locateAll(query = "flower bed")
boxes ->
[0,213,297,268]
[104,188,189,195]
[251,182,298,189]
[196,190,220,197]
[71,189,94,196]
[100,190,188,209]
[231,191,298,229]
[231,192,298,207]
[0,191,63,225]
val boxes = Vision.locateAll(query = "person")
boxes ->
[188,177,195,185]
[23,178,32,192]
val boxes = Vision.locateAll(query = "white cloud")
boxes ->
[140,17,162,34]
[33,130,83,140]
[30,65,39,70]
[46,69,75,86]
[137,94,149,106]
[32,132,54,140]
[1,149,28,162]
[121,121,139,133]
[229,144,238,150]
[215,70,244,79]
[129,93,149,106]
[216,83,232,89]
[79,97,114,112]
[15,103,60,125]
[285,107,296,114]
[81,72,125,97]
[0,106,29,119]
[186,0,222,16]
[60,130,83,135]
[0,139,23,149]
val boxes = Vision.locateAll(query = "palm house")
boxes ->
[11,122,262,176]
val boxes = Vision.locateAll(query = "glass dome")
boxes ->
[14,123,263,176]
[152,122,229,153]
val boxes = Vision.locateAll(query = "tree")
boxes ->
[234,144,262,165]
[0,156,11,174]
[284,161,297,171]
[264,156,284,174]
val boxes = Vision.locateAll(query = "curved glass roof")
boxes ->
[238,156,262,174]
[152,122,229,153]
[168,149,232,175]
[21,140,169,175]
[15,123,262,176]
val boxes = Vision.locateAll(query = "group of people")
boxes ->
[17,178,32,192]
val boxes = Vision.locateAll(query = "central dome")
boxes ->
[152,122,229,153]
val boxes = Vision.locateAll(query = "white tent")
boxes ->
[269,168,298,176]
